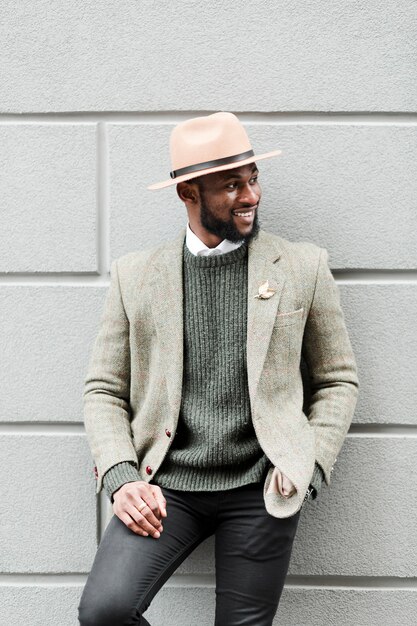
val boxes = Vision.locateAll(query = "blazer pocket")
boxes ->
[274,306,304,327]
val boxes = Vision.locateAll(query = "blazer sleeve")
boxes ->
[83,258,139,495]
[301,247,360,487]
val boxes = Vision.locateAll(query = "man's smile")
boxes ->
[232,205,257,224]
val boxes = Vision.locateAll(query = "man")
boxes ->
[78,112,359,625]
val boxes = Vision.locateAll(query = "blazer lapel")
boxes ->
[150,227,286,419]
[246,232,286,410]
[151,228,187,421]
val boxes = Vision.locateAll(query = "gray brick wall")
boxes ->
[1,1,416,624]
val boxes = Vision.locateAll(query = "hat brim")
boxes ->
[146,149,282,190]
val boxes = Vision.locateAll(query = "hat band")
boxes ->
[169,149,254,179]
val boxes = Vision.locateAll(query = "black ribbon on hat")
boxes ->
[169,149,254,179]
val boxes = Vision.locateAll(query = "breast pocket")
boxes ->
[272,307,305,375]
[274,306,304,327]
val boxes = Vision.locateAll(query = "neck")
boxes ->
[188,222,224,248]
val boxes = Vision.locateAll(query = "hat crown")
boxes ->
[170,112,252,171]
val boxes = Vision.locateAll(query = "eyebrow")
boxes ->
[218,164,259,180]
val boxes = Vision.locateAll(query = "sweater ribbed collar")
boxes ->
[183,238,248,268]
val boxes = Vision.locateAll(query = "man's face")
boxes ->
[181,162,262,245]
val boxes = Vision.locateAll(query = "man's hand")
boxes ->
[112,481,167,538]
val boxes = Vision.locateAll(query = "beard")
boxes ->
[199,193,260,244]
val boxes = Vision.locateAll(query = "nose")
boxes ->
[238,182,259,206]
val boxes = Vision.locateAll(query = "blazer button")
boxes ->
[93,465,98,478]
[165,428,171,437]
[145,465,152,475]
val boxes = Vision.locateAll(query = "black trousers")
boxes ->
[78,480,301,626]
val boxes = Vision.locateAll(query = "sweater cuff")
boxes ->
[309,461,326,499]
[102,461,142,503]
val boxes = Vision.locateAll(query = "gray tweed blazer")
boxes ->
[83,227,359,518]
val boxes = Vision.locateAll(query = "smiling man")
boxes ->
[78,112,359,626]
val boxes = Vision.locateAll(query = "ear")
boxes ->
[177,181,199,205]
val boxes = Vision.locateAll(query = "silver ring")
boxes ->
[138,501,147,512]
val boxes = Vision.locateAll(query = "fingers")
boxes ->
[132,491,163,528]
[118,511,151,536]
[151,486,168,518]
[113,481,166,538]
[127,503,164,538]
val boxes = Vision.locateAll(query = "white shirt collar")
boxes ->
[185,222,243,256]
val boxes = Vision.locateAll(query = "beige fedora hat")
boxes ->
[147,111,282,190]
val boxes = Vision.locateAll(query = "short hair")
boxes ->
[183,175,206,195]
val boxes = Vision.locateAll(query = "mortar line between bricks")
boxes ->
[97,120,110,276]
[0,111,417,124]
[0,573,417,590]
[0,272,417,283]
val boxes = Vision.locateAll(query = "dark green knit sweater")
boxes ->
[102,240,325,502]
[150,240,271,490]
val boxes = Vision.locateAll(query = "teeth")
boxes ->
[234,211,252,217]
